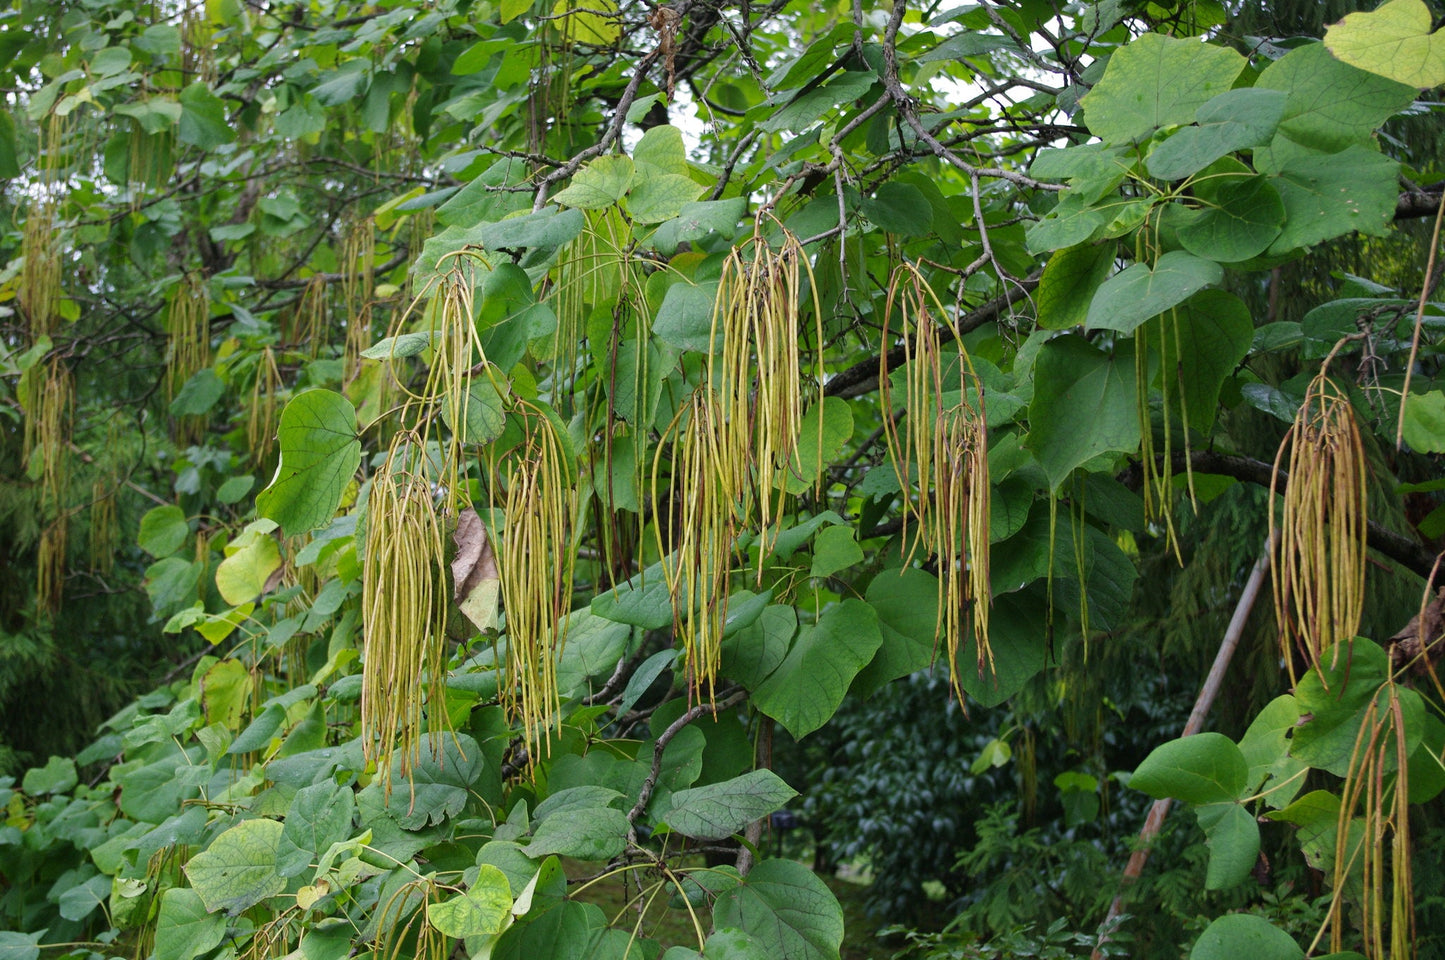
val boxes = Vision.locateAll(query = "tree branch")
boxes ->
[1119,451,1441,584]
[823,273,1041,399]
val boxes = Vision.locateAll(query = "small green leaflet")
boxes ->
[256,389,361,537]
[661,770,798,841]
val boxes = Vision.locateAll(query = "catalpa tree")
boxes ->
[1,1,1443,958]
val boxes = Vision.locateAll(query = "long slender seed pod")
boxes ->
[878,263,991,696]
[20,198,60,340]
[247,346,282,466]
[361,440,449,794]
[654,390,733,701]
[1269,370,1367,684]
[166,272,211,398]
[490,403,577,760]
[342,218,376,380]
[89,479,117,577]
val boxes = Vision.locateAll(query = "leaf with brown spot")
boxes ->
[452,508,500,633]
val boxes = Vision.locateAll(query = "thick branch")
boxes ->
[1396,183,1444,220]
[627,687,746,827]
[1120,451,1441,584]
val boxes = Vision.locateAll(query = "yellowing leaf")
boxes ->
[1326,0,1445,89]
[551,0,619,44]
[216,521,282,605]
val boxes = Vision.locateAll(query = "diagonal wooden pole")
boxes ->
[1091,537,1274,958]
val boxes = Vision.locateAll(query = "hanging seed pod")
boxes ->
[36,519,68,618]
[489,403,576,759]
[342,218,376,379]
[707,226,822,556]
[20,198,60,339]
[1270,371,1367,683]
[288,275,327,357]
[247,346,282,467]
[654,390,733,700]
[361,440,449,792]
[166,273,211,398]
[879,263,992,694]
[88,479,117,577]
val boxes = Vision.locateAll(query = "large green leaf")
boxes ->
[256,389,361,537]
[1292,640,1422,776]
[853,568,940,698]
[184,817,286,915]
[1189,914,1303,960]
[1177,175,1285,262]
[653,280,721,353]
[861,182,933,236]
[960,591,1048,707]
[178,82,235,148]
[750,599,883,739]
[1156,290,1255,433]
[22,756,77,795]
[629,174,707,223]
[426,865,512,937]
[1145,88,1287,181]
[0,932,45,960]
[552,155,635,210]
[1036,243,1115,330]
[215,520,282,606]
[476,207,587,252]
[154,888,227,960]
[713,860,844,960]
[1024,193,1109,254]
[1255,42,1416,154]
[1267,145,1398,254]
[1404,390,1445,452]
[276,780,356,878]
[384,732,485,828]
[1130,732,1248,805]
[57,875,112,922]
[1086,251,1223,334]
[591,556,673,629]
[139,504,189,557]
[661,770,798,841]
[493,899,605,960]
[1194,802,1260,890]
[1237,695,1308,809]
[1025,335,1138,491]
[780,398,854,495]
[720,605,797,691]
[1325,0,1445,90]
[1081,33,1246,143]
